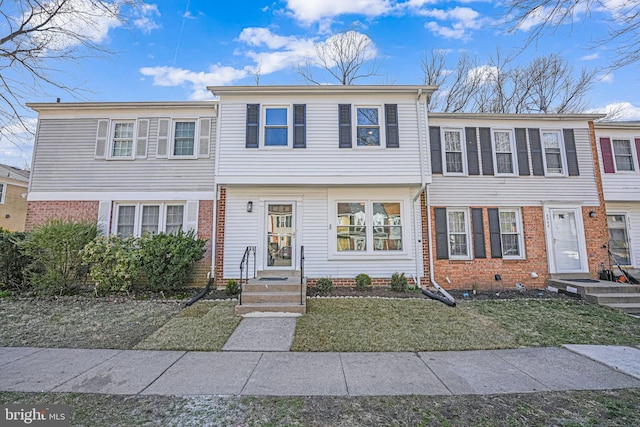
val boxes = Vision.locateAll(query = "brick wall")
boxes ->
[192,200,214,286]
[430,206,549,290]
[214,187,227,287]
[25,201,99,230]
[307,277,416,287]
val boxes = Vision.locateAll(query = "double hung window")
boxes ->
[542,131,565,175]
[265,107,288,146]
[447,209,470,259]
[173,121,196,156]
[115,203,185,237]
[443,129,465,174]
[111,122,135,158]
[498,209,524,259]
[336,201,403,253]
[493,130,516,175]
[356,107,381,146]
[612,139,635,172]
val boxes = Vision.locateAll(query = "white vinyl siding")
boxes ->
[216,99,426,185]
[447,209,471,259]
[499,209,525,259]
[30,117,216,192]
[493,130,516,175]
[597,131,640,202]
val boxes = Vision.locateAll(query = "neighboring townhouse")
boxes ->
[0,164,30,231]
[427,114,609,289]
[25,86,614,291]
[25,101,218,284]
[594,122,640,271]
[209,85,435,285]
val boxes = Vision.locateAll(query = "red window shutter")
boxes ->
[635,138,640,171]
[600,137,615,173]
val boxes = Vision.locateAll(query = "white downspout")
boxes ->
[413,89,427,287]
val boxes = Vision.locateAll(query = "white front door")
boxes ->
[549,209,586,273]
[265,202,295,269]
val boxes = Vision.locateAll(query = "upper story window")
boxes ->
[443,129,465,174]
[356,107,381,146]
[542,130,565,175]
[115,203,185,237]
[111,121,135,158]
[173,121,196,156]
[447,208,471,259]
[264,107,289,146]
[493,130,516,175]
[612,139,635,172]
[0,182,5,204]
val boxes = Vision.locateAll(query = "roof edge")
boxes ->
[207,85,438,96]
[593,121,640,129]
[428,112,606,121]
[26,101,217,112]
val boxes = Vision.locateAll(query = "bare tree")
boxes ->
[298,30,380,85]
[0,0,143,146]
[504,0,640,68]
[422,49,597,114]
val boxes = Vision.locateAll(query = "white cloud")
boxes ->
[588,102,640,120]
[238,28,317,75]
[285,0,392,24]
[422,7,484,40]
[0,118,36,169]
[467,65,498,84]
[599,72,614,83]
[580,53,600,61]
[133,3,161,33]
[139,64,248,96]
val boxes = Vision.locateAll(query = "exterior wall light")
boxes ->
[589,210,597,218]
[247,201,253,213]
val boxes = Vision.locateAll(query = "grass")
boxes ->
[134,301,240,351]
[0,298,181,350]
[1,389,639,426]
[292,298,640,352]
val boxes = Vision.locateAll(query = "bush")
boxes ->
[225,279,240,296]
[19,219,98,295]
[390,272,408,292]
[0,230,31,292]
[316,277,334,295]
[82,235,142,295]
[139,230,207,292]
[355,273,372,291]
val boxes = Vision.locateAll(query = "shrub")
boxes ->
[390,272,408,292]
[19,219,98,295]
[225,279,240,296]
[355,273,372,291]
[0,230,31,292]
[316,277,334,295]
[82,235,142,295]
[139,230,207,292]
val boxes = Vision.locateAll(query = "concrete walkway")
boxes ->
[222,317,297,352]
[0,346,639,396]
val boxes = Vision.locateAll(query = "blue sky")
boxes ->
[2,0,639,167]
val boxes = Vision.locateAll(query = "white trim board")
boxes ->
[28,191,216,202]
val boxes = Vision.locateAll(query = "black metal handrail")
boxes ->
[239,246,256,305]
[300,245,305,305]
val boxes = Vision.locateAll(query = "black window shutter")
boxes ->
[515,128,530,176]
[338,104,352,148]
[435,208,449,259]
[563,129,579,176]
[430,126,442,174]
[479,127,494,175]
[529,128,544,176]
[385,104,399,148]
[472,208,486,258]
[488,208,502,258]
[466,127,480,175]
[293,104,306,148]
[246,104,259,148]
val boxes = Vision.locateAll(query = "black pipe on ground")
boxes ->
[422,288,456,307]
[185,277,215,307]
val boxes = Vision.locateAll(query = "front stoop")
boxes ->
[547,277,640,315]
[235,271,306,315]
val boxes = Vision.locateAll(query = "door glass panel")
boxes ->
[267,204,293,267]
[552,211,581,271]
[607,214,631,265]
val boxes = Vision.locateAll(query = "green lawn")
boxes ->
[292,298,640,352]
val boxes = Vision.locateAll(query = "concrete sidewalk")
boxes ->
[1,346,639,396]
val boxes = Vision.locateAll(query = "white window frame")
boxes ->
[262,105,291,148]
[492,129,518,176]
[607,212,633,267]
[498,208,526,260]
[446,208,472,260]
[353,105,385,148]
[541,129,567,176]
[0,182,6,204]
[170,119,198,159]
[611,139,637,173]
[108,120,136,160]
[441,128,467,176]
[112,202,186,237]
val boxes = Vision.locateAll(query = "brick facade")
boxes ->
[25,201,100,230]
[192,200,214,286]
[214,187,227,287]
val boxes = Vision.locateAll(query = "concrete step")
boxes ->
[584,293,640,304]
[547,279,640,296]
[602,303,640,315]
[257,270,301,278]
[235,303,306,315]
[242,292,303,304]
[243,282,303,293]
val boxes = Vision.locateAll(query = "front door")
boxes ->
[266,202,295,268]
[549,209,585,273]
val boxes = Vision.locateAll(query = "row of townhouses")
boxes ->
[25,85,640,291]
